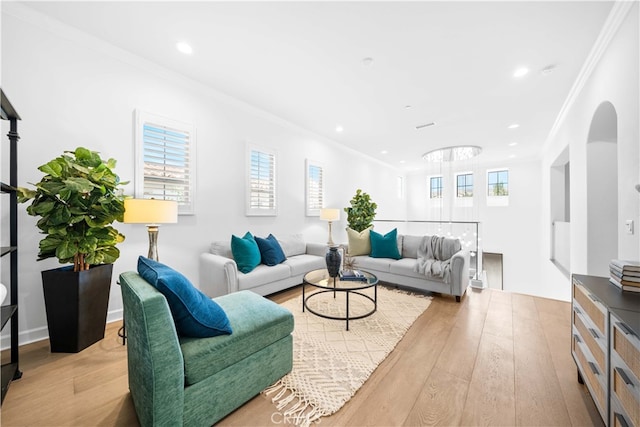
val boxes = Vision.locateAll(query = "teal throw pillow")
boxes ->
[137,256,232,337]
[255,234,287,266]
[370,228,402,259]
[231,232,261,273]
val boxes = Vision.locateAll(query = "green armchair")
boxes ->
[120,271,293,426]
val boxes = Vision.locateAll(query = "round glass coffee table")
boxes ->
[302,269,378,331]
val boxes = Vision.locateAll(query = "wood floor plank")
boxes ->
[460,332,516,426]
[432,324,482,382]
[512,295,572,426]
[403,369,469,426]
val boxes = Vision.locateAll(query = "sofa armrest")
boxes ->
[305,242,328,257]
[120,272,184,427]
[449,250,469,297]
[199,253,239,296]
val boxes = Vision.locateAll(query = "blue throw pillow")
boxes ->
[231,232,261,273]
[137,256,232,338]
[255,234,287,266]
[370,228,402,259]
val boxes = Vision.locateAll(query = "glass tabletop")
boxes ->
[303,269,378,290]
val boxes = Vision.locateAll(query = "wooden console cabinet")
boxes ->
[572,274,640,427]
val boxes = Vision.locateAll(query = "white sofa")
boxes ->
[199,234,327,297]
[200,232,469,302]
[348,234,469,302]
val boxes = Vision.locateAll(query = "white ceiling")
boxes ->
[24,1,614,170]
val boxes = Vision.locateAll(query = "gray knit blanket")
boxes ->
[414,235,461,283]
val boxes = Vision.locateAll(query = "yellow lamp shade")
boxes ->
[124,199,178,224]
[320,208,340,222]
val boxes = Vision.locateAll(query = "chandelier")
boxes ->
[422,145,482,162]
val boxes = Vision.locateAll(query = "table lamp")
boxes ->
[124,198,178,261]
[320,208,340,246]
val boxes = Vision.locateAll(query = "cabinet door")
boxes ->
[610,314,640,427]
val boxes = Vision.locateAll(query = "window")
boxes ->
[306,159,324,216]
[456,173,473,197]
[135,110,195,215]
[488,169,509,196]
[247,146,276,216]
[430,176,443,199]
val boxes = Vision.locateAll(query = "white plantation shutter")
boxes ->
[247,146,277,216]
[306,160,324,216]
[135,110,196,214]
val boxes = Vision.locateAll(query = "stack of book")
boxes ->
[609,259,640,293]
[339,270,367,281]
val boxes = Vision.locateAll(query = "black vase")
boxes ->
[325,246,342,278]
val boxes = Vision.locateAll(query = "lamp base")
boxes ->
[147,225,160,261]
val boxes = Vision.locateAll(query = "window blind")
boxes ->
[140,119,194,213]
[307,163,324,215]
[249,149,276,213]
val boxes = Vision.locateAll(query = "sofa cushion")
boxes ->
[238,264,291,291]
[346,226,372,256]
[370,229,402,259]
[352,255,393,273]
[180,290,293,386]
[277,234,307,257]
[255,234,287,266]
[231,232,261,273]
[137,256,233,338]
[402,235,425,259]
[284,253,327,276]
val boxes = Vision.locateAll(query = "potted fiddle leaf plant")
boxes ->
[17,147,126,352]
[344,189,377,232]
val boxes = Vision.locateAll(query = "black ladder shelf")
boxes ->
[1,88,23,404]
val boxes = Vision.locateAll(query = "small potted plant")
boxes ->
[18,147,126,352]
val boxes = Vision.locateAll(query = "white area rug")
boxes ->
[263,285,432,426]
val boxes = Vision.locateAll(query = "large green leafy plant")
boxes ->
[18,147,126,272]
[344,189,378,232]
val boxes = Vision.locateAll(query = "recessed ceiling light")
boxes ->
[508,123,520,129]
[404,105,412,110]
[362,57,374,66]
[509,154,517,158]
[509,142,518,147]
[176,42,193,55]
[381,150,388,154]
[335,125,344,133]
[399,160,406,164]
[513,67,529,78]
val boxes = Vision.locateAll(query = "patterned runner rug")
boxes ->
[263,285,432,426]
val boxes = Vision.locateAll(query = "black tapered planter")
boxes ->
[42,264,113,353]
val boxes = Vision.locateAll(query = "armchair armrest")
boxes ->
[120,272,184,427]
[199,253,239,296]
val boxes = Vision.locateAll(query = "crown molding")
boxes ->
[543,1,635,151]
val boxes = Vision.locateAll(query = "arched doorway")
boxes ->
[586,101,618,276]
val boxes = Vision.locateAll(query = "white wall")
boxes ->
[540,3,639,301]
[405,158,543,297]
[0,4,404,346]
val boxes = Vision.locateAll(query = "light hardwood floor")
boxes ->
[1,286,604,426]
